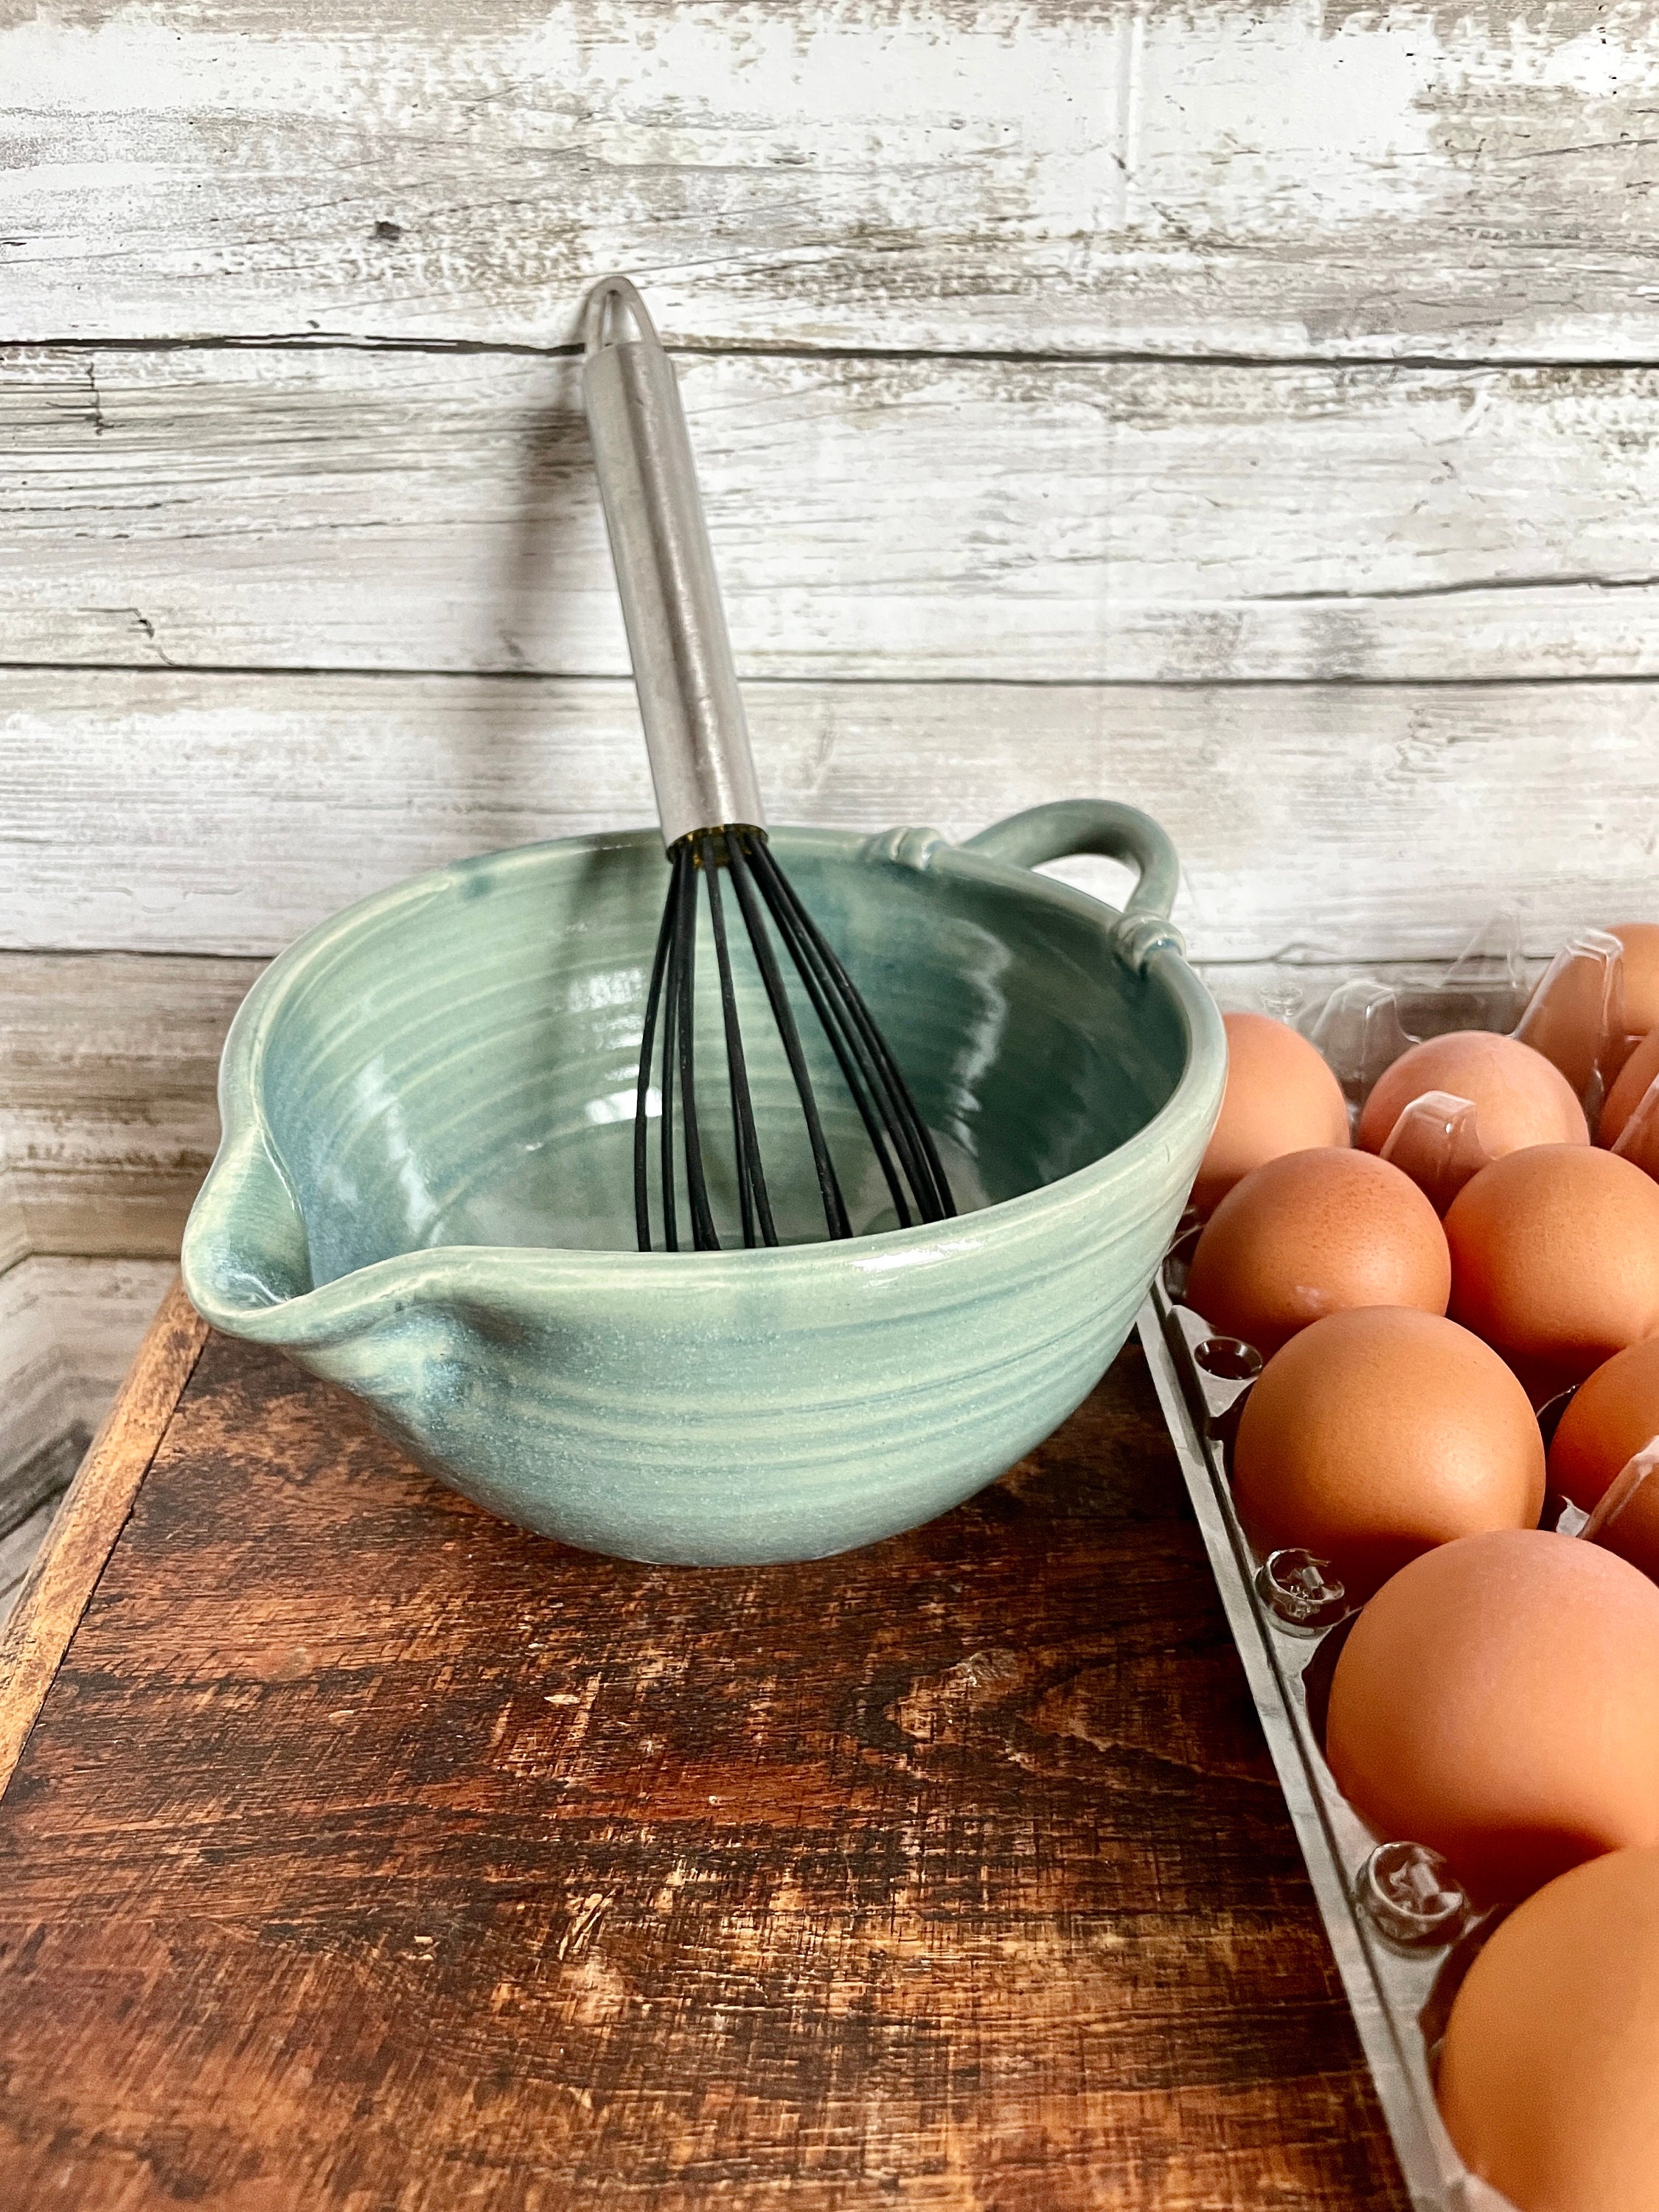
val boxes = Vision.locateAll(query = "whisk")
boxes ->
[582,276,955,1253]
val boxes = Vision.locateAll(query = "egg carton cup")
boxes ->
[1264,911,1652,1166]
[1133,924,1659,2212]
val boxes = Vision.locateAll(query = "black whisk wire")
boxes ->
[700,832,775,1248]
[674,844,721,1252]
[741,831,956,1226]
[737,833,914,1231]
[759,841,956,1223]
[723,832,851,1243]
[635,828,954,1253]
[633,873,677,1252]
[655,843,686,1253]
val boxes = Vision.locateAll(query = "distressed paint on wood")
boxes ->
[10,347,1659,683]
[0,1256,179,1492]
[4,669,1655,964]
[0,1177,25,1281]
[0,1326,1409,2209]
[1,2,1658,359]
[0,953,257,1258]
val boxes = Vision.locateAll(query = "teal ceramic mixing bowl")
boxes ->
[182,799,1224,1563]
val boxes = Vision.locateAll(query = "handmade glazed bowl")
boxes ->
[183,799,1224,1563]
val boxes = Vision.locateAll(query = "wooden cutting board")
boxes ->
[0,1281,1407,2211]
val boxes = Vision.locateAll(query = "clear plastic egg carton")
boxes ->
[1138,1285,1516,2212]
[1135,916,1651,2212]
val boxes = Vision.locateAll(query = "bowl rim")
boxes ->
[182,822,1225,1341]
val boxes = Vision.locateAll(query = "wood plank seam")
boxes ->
[6,1,1659,366]
[11,339,1659,369]
[7,672,1652,965]
[0,1276,206,1798]
[10,349,1659,687]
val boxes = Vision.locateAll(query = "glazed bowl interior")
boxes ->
[251,827,1188,1290]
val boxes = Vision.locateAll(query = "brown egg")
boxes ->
[1234,1309,1545,1599]
[1439,1847,1659,2212]
[1326,1530,1659,1903]
[1190,1012,1350,1217]
[1586,1446,1659,1585]
[1357,1031,1587,1161]
[1446,1146,1659,1394]
[1548,1339,1659,1509]
[1601,1026,1659,1147]
[1614,922,1659,1043]
[1185,1148,1450,1360]
[1617,1093,1659,1183]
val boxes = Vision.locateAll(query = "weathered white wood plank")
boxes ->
[0,1256,176,1494]
[0,1183,28,1281]
[4,669,1655,965]
[9,347,1659,683]
[4,2,1659,358]
[0,953,259,1259]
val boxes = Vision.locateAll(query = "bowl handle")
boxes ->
[961,800,1183,971]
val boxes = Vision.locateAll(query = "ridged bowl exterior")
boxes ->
[183,821,1223,1563]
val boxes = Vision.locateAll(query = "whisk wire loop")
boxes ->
[723,832,853,1245]
[633,878,677,1251]
[673,847,722,1252]
[655,845,687,1253]
[635,828,956,1254]
[700,832,776,1248]
[741,832,956,1225]
[751,841,955,1221]
[737,834,916,1231]
[815,959,956,1219]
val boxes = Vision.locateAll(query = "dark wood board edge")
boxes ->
[0,1275,206,1797]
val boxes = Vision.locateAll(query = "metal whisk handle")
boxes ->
[582,277,765,849]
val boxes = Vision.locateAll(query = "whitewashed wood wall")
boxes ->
[4,0,1659,1486]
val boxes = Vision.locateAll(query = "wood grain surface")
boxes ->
[0,1326,1409,2211]
[9,347,1659,684]
[3,1,1658,358]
